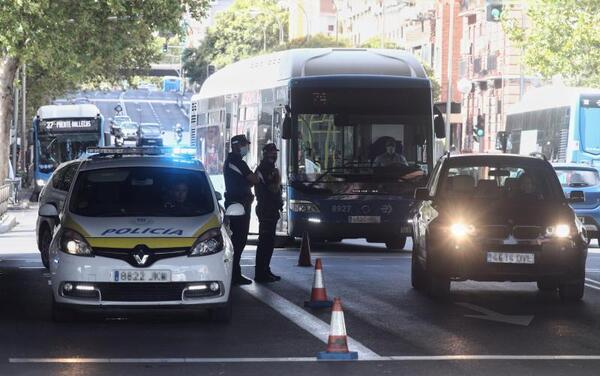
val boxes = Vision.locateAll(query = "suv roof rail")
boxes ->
[528,152,548,161]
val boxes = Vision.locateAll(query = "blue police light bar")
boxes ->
[86,146,196,157]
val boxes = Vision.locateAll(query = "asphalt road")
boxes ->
[3,208,600,375]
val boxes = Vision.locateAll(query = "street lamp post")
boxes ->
[249,8,285,47]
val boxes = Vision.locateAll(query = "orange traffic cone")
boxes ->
[317,297,358,360]
[304,258,333,308]
[297,231,313,267]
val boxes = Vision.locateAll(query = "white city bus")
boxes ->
[189,48,445,248]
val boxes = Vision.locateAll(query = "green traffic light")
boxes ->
[491,8,501,20]
[477,128,485,137]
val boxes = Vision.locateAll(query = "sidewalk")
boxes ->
[1,187,35,234]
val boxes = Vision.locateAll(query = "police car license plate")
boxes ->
[113,270,171,282]
[486,252,535,264]
[349,216,381,224]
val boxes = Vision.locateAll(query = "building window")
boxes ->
[328,24,334,32]
[473,57,481,73]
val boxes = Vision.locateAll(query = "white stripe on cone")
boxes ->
[313,269,324,289]
[330,311,347,336]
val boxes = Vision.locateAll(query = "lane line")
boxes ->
[585,284,600,291]
[11,355,600,364]
[240,283,381,360]
[585,278,600,286]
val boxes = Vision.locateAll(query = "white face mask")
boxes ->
[240,145,249,157]
[386,146,395,154]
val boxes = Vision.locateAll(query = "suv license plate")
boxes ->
[349,216,380,224]
[487,252,534,264]
[113,270,171,282]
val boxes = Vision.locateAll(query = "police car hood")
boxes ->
[65,213,220,249]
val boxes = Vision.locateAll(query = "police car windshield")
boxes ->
[69,167,214,217]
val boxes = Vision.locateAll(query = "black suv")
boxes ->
[411,154,588,301]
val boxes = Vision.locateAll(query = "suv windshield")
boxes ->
[555,168,600,187]
[70,167,214,217]
[439,161,563,201]
[141,124,161,136]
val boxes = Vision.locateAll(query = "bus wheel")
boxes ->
[385,236,407,250]
[274,236,294,248]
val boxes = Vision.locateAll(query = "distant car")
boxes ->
[110,115,131,127]
[120,121,139,141]
[553,163,600,244]
[137,122,163,146]
[411,154,588,301]
[72,97,90,104]
[36,160,82,269]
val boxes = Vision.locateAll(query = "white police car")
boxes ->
[38,147,240,322]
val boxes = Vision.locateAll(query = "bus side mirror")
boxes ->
[27,129,33,145]
[433,107,445,139]
[496,131,508,153]
[282,114,292,140]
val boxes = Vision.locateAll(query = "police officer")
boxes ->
[224,135,259,285]
[254,143,284,283]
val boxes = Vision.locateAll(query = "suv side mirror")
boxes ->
[414,188,431,201]
[225,203,245,216]
[39,203,59,218]
[433,107,445,139]
[569,190,585,203]
[215,191,223,201]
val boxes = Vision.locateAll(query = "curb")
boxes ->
[0,214,18,234]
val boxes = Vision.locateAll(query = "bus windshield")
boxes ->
[37,133,100,172]
[295,113,428,181]
[580,106,600,155]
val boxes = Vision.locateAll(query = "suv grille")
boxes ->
[512,226,542,239]
[479,225,510,239]
[97,282,187,302]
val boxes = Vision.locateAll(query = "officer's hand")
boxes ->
[246,172,260,185]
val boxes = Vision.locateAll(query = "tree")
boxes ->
[360,37,398,49]
[279,34,351,50]
[183,0,288,87]
[0,0,210,182]
[504,0,600,87]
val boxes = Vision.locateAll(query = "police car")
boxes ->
[38,147,240,322]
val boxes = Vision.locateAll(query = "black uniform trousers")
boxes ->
[255,218,278,278]
[229,204,252,278]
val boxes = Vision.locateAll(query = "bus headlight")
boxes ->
[190,228,223,256]
[289,200,320,213]
[36,179,46,187]
[60,229,94,256]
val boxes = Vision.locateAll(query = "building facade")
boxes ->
[289,0,338,41]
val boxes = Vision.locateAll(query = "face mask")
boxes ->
[240,145,249,157]
[386,146,395,154]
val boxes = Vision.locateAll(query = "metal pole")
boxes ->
[519,7,525,99]
[21,63,26,174]
[11,68,19,175]
[380,2,385,48]
[445,0,455,150]
[263,26,267,52]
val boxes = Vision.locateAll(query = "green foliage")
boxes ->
[279,34,350,50]
[360,37,398,49]
[422,64,440,103]
[183,0,288,87]
[504,0,600,87]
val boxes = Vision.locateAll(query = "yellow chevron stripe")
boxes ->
[192,215,221,237]
[63,216,91,237]
[87,237,196,249]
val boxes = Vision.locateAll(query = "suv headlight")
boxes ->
[546,224,571,238]
[60,229,93,256]
[190,228,224,256]
[289,200,320,213]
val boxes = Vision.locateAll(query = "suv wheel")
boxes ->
[411,249,426,291]
[559,278,585,302]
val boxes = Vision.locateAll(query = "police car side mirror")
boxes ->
[569,190,585,203]
[215,191,223,201]
[225,203,245,216]
[282,114,292,140]
[39,203,59,218]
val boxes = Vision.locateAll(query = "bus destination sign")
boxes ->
[581,96,600,108]
[41,119,97,132]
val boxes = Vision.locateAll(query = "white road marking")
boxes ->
[11,355,600,363]
[240,283,381,360]
[456,302,534,326]
[585,284,600,291]
[18,267,45,270]
[585,277,600,286]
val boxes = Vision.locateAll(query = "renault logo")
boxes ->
[133,246,150,266]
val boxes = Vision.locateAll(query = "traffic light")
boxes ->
[473,115,485,142]
[162,43,168,53]
[486,0,503,22]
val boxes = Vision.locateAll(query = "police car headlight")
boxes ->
[60,229,94,256]
[289,200,320,213]
[190,228,223,257]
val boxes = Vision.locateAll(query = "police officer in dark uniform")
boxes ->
[224,135,259,285]
[254,143,284,283]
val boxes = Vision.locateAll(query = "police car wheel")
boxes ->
[559,278,585,302]
[385,236,407,250]
[51,296,75,323]
[39,227,52,269]
[209,299,232,323]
